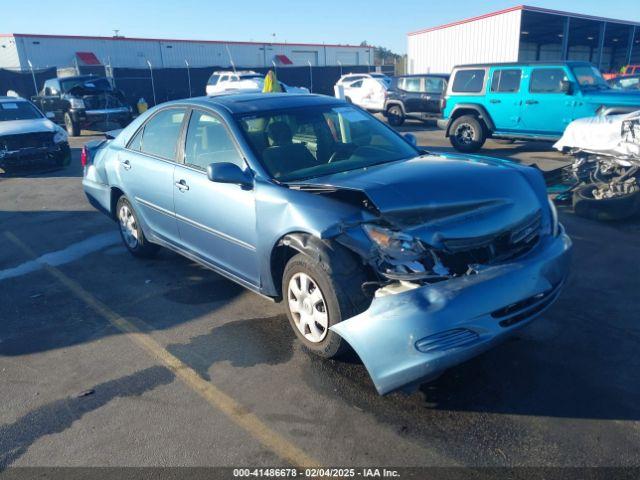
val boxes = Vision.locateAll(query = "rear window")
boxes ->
[490,69,521,93]
[452,69,485,93]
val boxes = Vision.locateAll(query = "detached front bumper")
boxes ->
[331,229,572,395]
[0,142,71,171]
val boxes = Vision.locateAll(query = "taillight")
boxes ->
[440,97,447,111]
[80,146,88,167]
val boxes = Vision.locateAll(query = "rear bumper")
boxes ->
[0,142,70,171]
[437,118,449,130]
[82,174,112,217]
[331,228,572,395]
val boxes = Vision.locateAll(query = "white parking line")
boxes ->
[0,231,120,282]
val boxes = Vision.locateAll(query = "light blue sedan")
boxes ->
[83,93,572,394]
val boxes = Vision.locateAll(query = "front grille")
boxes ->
[415,328,480,353]
[439,212,542,274]
[1,132,54,150]
[492,282,562,328]
[83,94,123,110]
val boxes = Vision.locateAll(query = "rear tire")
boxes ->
[449,115,486,153]
[572,183,640,221]
[64,112,80,137]
[386,105,405,127]
[116,196,159,258]
[283,246,369,358]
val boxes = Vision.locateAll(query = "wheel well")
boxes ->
[270,243,301,300]
[269,232,375,301]
[447,107,492,136]
[386,101,404,114]
[110,187,125,221]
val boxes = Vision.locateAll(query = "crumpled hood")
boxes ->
[584,89,640,105]
[0,118,58,136]
[292,154,546,245]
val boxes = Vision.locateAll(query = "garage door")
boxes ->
[290,50,319,66]
[336,51,359,66]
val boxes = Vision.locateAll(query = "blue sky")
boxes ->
[5,0,639,53]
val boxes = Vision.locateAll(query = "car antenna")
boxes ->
[225,44,237,73]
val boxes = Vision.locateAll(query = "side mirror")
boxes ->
[207,162,253,188]
[560,80,574,95]
[404,133,417,146]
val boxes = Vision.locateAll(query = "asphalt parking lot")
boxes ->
[1,125,639,470]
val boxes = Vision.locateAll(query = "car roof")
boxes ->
[176,93,344,115]
[394,73,449,79]
[453,61,592,69]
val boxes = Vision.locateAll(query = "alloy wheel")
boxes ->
[455,123,475,145]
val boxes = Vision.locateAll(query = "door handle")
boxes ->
[175,179,189,192]
[121,159,132,170]
[489,99,501,104]
[525,100,539,105]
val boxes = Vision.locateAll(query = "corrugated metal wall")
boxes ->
[0,36,21,70]
[4,35,371,70]
[407,9,522,74]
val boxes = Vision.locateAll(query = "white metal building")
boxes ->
[0,33,374,70]
[408,5,640,74]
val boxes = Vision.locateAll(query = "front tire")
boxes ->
[116,196,159,258]
[573,183,640,221]
[283,250,369,358]
[64,112,80,137]
[386,105,405,127]
[449,115,486,152]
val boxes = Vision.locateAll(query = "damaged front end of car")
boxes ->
[299,184,572,395]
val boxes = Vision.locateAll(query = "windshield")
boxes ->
[0,101,43,121]
[239,74,264,80]
[237,105,419,182]
[571,65,609,89]
[60,77,112,92]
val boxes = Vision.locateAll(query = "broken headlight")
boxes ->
[363,224,450,281]
[363,224,425,261]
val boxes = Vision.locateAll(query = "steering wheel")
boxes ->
[327,144,354,163]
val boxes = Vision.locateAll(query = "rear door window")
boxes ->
[490,69,522,93]
[529,69,568,93]
[425,77,446,93]
[137,108,187,160]
[451,69,486,93]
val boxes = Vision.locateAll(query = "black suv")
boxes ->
[32,76,132,136]
[384,74,449,126]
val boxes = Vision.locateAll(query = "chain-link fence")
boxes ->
[1,63,396,108]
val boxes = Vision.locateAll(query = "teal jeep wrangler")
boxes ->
[437,61,640,152]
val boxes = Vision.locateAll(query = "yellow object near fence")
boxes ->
[262,70,282,93]
[137,98,148,114]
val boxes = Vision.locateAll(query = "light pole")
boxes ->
[27,60,38,95]
[308,60,313,93]
[337,60,343,77]
[272,59,277,78]
[185,59,192,98]
[146,60,157,106]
